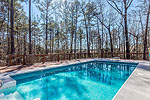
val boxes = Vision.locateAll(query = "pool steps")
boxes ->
[0,76,16,91]
[0,91,24,100]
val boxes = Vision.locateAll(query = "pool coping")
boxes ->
[0,58,150,100]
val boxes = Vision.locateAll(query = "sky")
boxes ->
[21,0,139,20]
[21,2,39,19]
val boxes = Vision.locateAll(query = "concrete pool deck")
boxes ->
[0,58,150,100]
[113,60,150,100]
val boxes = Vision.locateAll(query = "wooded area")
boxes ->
[0,0,150,66]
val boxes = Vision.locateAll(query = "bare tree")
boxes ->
[94,8,117,57]
[106,0,133,59]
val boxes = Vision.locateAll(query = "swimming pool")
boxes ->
[10,61,137,100]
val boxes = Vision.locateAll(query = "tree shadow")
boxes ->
[0,64,34,73]
[138,64,150,71]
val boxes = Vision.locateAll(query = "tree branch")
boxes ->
[106,0,124,16]
[127,0,133,9]
[95,15,109,30]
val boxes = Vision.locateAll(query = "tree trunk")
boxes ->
[124,2,130,59]
[17,32,20,55]
[101,22,104,57]
[29,0,32,54]
[80,29,82,57]
[70,32,73,54]
[70,13,74,54]
[34,31,36,54]
[7,2,10,55]
[85,18,90,57]
[10,0,15,54]
[50,29,52,53]
[57,29,60,54]
[97,18,101,53]
[74,16,77,55]
[108,26,113,57]
[23,34,26,65]
[143,3,150,60]
[88,18,91,57]
[51,30,54,54]
[45,11,48,54]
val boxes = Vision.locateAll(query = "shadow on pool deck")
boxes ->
[0,64,34,73]
[138,64,150,71]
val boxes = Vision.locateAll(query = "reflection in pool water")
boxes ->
[12,62,137,100]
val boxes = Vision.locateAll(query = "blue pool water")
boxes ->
[11,61,137,100]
